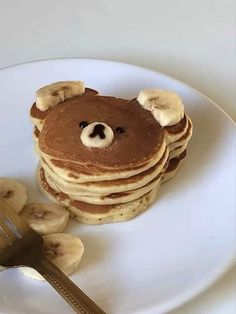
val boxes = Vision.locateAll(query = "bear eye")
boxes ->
[79,121,89,128]
[115,127,125,134]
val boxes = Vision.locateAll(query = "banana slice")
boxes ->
[36,81,85,112]
[20,233,84,280]
[0,178,27,213]
[20,203,69,235]
[137,89,184,127]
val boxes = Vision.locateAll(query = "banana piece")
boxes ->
[0,178,27,213]
[80,122,114,148]
[137,89,184,127]
[20,233,84,280]
[36,81,85,112]
[20,203,69,235]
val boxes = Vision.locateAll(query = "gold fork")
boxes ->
[0,198,106,314]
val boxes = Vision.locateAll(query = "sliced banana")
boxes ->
[36,81,85,112]
[20,233,84,280]
[80,122,114,148]
[0,178,28,213]
[20,203,69,235]
[137,89,184,127]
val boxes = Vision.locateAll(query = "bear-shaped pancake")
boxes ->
[30,81,192,224]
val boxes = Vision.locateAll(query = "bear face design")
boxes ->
[32,88,165,168]
[30,81,192,225]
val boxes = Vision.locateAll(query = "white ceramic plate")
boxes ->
[0,59,235,314]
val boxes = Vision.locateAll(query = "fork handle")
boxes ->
[36,258,106,314]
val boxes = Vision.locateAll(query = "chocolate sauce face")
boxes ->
[38,91,165,168]
[79,121,89,129]
[89,124,106,139]
[115,127,125,134]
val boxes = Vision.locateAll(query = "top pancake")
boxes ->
[36,92,165,169]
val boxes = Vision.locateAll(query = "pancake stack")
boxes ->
[30,81,192,224]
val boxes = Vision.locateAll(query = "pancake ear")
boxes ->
[36,81,85,112]
[137,89,184,127]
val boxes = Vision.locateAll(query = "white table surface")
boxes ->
[0,0,235,313]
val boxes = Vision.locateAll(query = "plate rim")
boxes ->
[0,58,235,314]
[0,57,235,125]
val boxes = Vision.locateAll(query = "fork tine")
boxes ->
[0,198,30,235]
[0,210,19,242]
[0,208,23,239]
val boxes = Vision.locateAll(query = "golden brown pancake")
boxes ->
[37,150,186,217]
[30,83,192,224]
[38,95,164,168]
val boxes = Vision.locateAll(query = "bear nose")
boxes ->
[80,122,114,148]
[89,123,106,139]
